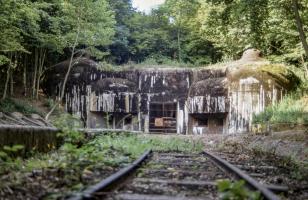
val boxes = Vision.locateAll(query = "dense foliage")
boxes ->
[0,0,307,100]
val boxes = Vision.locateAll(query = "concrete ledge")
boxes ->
[0,125,60,152]
[0,125,59,133]
[78,128,142,135]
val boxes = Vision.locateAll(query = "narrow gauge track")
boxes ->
[71,150,281,200]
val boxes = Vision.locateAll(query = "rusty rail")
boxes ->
[203,151,280,200]
[70,150,282,200]
[70,149,152,200]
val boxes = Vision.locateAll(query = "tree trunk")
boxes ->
[10,67,13,96]
[23,54,27,97]
[300,46,308,78]
[45,25,81,120]
[36,48,46,99]
[177,28,182,62]
[2,64,11,100]
[32,48,38,99]
[292,0,308,59]
[9,54,18,97]
[2,53,13,100]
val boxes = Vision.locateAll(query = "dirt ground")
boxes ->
[201,130,307,165]
[145,130,308,166]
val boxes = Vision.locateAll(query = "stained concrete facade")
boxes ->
[44,50,298,134]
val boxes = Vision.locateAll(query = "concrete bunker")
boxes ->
[43,49,299,134]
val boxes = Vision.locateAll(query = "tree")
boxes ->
[0,0,39,99]
[163,0,200,62]
[127,10,175,62]
[292,0,308,58]
[45,0,115,120]
[105,0,134,64]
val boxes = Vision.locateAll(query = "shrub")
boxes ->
[53,114,85,146]
[217,179,261,200]
[253,90,308,124]
[0,98,42,115]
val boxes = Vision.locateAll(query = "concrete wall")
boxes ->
[227,77,284,134]
[44,58,294,135]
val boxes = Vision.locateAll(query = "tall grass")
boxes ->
[253,90,308,124]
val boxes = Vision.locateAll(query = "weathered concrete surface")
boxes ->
[0,112,59,152]
[43,50,299,134]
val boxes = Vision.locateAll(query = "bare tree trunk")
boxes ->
[292,0,308,59]
[10,67,13,96]
[177,10,182,63]
[177,28,182,63]
[45,26,81,121]
[9,54,18,97]
[36,48,46,99]
[32,48,38,99]
[23,54,27,97]
[2,64,11,100]
[2,54,13,100]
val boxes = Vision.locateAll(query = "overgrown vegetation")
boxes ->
[0,145,24,162]
[0,130,203,199]
[0,98,42,115]
[253,90,308,124]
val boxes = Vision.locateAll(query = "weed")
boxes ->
[52,113,83,130]
[0,145,24,161]
[0,145,24,174]
[217,179,261,200]
[0,133,203,198]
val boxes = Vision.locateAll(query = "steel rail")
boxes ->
[203,151,280,200]
[70,149,152,200]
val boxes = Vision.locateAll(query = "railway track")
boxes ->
[70,150,289,200]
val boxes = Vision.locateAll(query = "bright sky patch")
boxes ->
[132,0,165,13]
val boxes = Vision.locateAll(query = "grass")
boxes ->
[253,90,308,124]
[0,132,203,199]
[93,134,204,158]
[97,57,196,71]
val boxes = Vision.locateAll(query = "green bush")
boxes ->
[0,98,42,115]
[53,114,85,146]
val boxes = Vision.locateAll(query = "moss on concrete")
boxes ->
[228,63,300,90]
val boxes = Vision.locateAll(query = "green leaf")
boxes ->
[12,145,24,151]
[0,151,8,159]
[3,146,13,152]
[217,179,232,192]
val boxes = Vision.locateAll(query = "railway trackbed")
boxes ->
[69,150,296,200]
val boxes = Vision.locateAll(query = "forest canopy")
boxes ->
[0,0,307,99]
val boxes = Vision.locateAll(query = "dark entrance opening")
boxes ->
[190,113,227,134]
[149,102,177,133]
